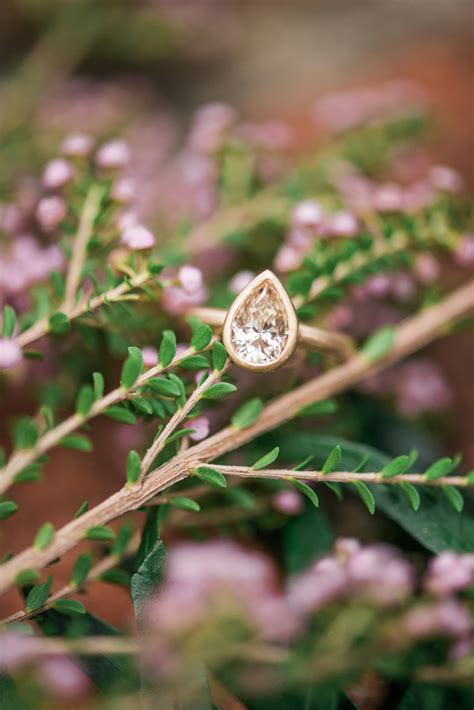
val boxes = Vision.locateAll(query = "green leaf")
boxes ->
[191,324,213,350]
[14,464,43,483]
[131,540,166,624]
[0,500,18,520]
[400,482,420,511]
[76,384,94,416]
[99,569,130,586]
[169,497,201,512]
[442,485,464,512]
[48,311,71,335]
[52,599,86,616]
[298,399,338,417]
[112,521,134,558]
[361,325,395,362]
[120,346,143,388]
[2,305,16,337]
[425,457,453,481]
[322,445,342,474]
[193,465,227,489]
[104,406,136,424]
[34,522,54,550]
[226,487,256,511]
[131,396,154,415]
[126,450,141,485]
[290,479,319,508]
[353,481,376,514]
[25,578,52,612]
[71,552,94,587]
[201,382,237,399]
[211,341,227,370]
[40,405,54,430]
[93,372,105,400]
[179,354,210,370]
[84,525,115,542]
[164,427,196,444]
[13,418,39,449]
[380,454,411,478]
[59,433,93,452]
[159,330,176,367]
[148,377,182,398]
[74,500,89,518]
[15,569,40,587]
[253,446,280,470]
[231,398,263,430]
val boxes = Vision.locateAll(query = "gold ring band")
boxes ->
[189,270,354,372]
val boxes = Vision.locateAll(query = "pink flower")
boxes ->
[365,274,392,298]
[178,265,203,294]
[454,235,474,266]
[141,346,158,368]
[403,600,471,639]
[273,489,304,515]
[121,224,155,250]
[0,339,22,370]
[291,200,323,228]
[188,415,210,441]
[288,557,348,615]
[42,158,74,190]
[424,552,474,597]
[429,165,464,193]
[111,176,136,204]
[61,132,93,157]
[414,253,440,284]
[38,656,90,700]
[35,195,67,231]
[188,102,237,153]
[391,273,416,303]
[161,280,207,316]
[229,270,255,293]
[325,304,353,331]
[346,544,413,605]
[274,244,302,273]
[396,358,452,418]
[0,632,36,671]
[238,121,294,151]
[326,211,359,237]
[95,139,130,169]
[334,537,361,560]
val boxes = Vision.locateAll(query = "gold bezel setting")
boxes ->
[222,270,299,372]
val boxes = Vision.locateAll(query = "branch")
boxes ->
[213,466,474,489]
[0,340,216,495]
[0,280,472,596]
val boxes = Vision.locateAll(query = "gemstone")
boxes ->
[230,280,289,365]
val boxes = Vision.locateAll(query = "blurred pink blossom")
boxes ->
[42,158,74,190]
[0,339,22,370]
[141,346,158,368]
[61,132,94,157]
[178,265,203,294]
[454,235,474,266]
[229,270,255,293]
[403,599,471,639]
[273,489,304,515]
[120,224,156,250]
[429,165,464,193]
[38,656,90,700]
[35,195,67,231]
[414,253,440,284]
[291,199,323,228]
[396,358,452,418]
[96,139,131,169]
[188,415,210,441]
[424,552,474,598]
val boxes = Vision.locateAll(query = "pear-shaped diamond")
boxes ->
[230,279,290,365]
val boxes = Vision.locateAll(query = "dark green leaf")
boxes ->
[15,569,40,587]
[104,406,136,424]
[25,578,52,612]
[191,324,213,350]
[126,450,141,485]
[194,465,227,488]
[148,377,182,398]
[298,399,338,417]
[164,427,196,444]
[93,372,105,400]
[361,326,395,362]
[120,346,143,388]
[425,457,453,481]
[74,500,89,518]
[322,445,342,474]
[169,497,201,512]
[353,481,376,514]
[70,552,94,587]
[253,446,279,470]
[211,341,227,371]
[59,433,93,452]
[48,312,71,335]
[84,525,115,542]
[0,500,18,520]
[231,398,263,430]
[380,454,410,478]
[159,330,176,367]
[112,521,134,558]
[290,479,319,508]
[442,485,464,512]
[201,382,237,399]
[400,482,420,511]
[2,305,16,337]
[13,418,38,449]
[14,464,42,484]
[99,569,130,586]
[52,599,86,616]
[34,522,54,550]
[131,540,166,624]
[76,384,94,416]
[130,396,153,415]
[179,354,210,370]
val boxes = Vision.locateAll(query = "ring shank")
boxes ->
[189,307,354,361]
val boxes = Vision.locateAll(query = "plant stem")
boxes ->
[213,466,473,488]
[0,280,471,596]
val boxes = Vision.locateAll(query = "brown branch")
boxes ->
[0,280,472,596]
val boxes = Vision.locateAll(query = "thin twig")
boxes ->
[63,185,103,312]
[0,280,472,596]
[213,466,473,488]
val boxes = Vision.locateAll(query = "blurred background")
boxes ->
[0,0,473,625]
